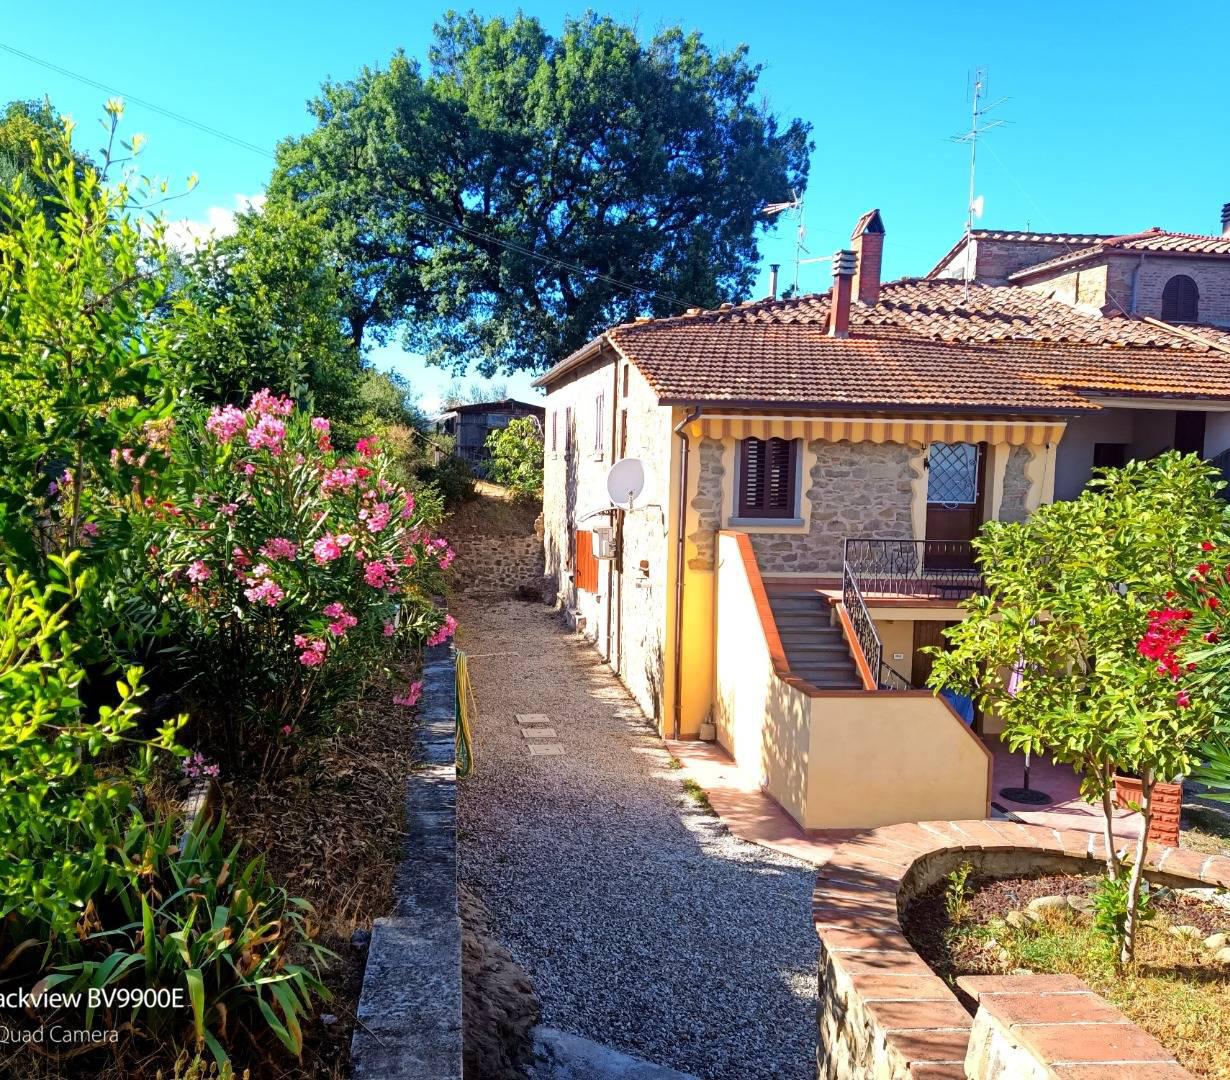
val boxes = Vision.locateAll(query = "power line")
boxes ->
[0,39,699,310]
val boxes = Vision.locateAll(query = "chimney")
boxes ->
[768,263,780,300]
[829,249,856,338]
[1222,203,1230,238]
[851,209,885,305]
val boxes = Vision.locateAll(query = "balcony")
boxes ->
[842,538,985,601]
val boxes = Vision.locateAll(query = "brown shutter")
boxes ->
[575,530,599,592]
[738,437,797,518]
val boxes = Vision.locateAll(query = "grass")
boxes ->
[681,777,714,812]
[1182,801,1230,856]
[949,904,1230,1077]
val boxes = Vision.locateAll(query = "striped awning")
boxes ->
[690,414,1066,446]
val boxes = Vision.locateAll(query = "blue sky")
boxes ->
[3,1,1225,410]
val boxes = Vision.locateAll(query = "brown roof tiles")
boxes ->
[536,278,1230,412]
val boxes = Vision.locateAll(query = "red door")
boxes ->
[924,442,986,570]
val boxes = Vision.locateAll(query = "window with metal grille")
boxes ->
[737,437,799,519]
[927,442,979,505]
[1162,275,1199,322]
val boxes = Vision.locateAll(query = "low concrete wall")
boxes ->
[351,642,461,1080]
[813,821,1226,1079]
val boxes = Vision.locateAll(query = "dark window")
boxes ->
[1093,442,1127,469]
[564,407,572,452]
[550,410,557,451]
[622,364,630,397]
[737,437,799,519]
[1175,411,1207,456]
[593,393,604,454]
[1162,274,1199,322]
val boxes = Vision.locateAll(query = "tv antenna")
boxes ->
[951,66,1009,300]
[761,191,807,292]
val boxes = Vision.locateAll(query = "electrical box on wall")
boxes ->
[592,526,617,560]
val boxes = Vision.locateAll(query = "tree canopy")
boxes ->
[269,11,811,375]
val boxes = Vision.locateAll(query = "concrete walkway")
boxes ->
[455,598,818,1080]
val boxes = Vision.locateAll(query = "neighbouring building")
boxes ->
[434,398,545,477]
[535,208,1230,831]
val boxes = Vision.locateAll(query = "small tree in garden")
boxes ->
[486,416,544,497]
[929,453,1226,965]
[97,390,457,772]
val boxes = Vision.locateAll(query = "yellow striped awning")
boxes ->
[690,414,1066,446]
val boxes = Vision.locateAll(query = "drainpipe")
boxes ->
[671,406,702,741]
[1129,254,1145,315]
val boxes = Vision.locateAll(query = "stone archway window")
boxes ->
[1162,274,1199,322]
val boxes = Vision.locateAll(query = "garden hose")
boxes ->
[455,649,475,778]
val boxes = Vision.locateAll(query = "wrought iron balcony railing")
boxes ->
[842,560,917,691]
[842,538,985,600]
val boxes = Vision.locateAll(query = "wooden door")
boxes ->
[912,620,957,687]
[924,442,986,569]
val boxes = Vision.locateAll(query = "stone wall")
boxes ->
[451,530,546,598]
[749,440,917,575]
[997,445,1033,524]
[352,642,462,1080]
[688,438,725,570]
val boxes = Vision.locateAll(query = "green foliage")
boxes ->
[486,416,544,496]
[0,97,93,227]
[43,812,330,1065]
[0,103,177,574]
[94,393,455,770]
[944,862,974,923]
[0,555,181,938]
[417,451,477,508]
[171,203,364,425]
[929,453,1227,962]
[269,11,812,374]
[1091,870,1153,952]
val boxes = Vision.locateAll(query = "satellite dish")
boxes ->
[606,458,645,510]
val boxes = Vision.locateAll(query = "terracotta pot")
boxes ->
[1113,774,1183,848]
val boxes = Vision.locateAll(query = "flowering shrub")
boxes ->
[99,391,456,770]
[485,416,544,497]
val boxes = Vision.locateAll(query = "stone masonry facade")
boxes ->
[750,441,917,575]
[688,438,726,570]
[997,445,1032,524]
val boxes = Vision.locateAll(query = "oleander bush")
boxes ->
[95,391,456,771]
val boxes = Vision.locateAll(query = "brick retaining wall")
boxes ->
[813,820,1228,1078]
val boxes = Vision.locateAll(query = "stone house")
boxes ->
[434,398,545,477]
[534,209,1230,830]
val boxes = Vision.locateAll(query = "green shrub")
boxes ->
[42,811,330,1067]
[95,392,457,771]
[416,451,476,508]
[485,416,544,498]
[0,553,181,939]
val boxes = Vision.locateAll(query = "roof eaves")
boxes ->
[651,394,1096,416]
[532,334,609,388]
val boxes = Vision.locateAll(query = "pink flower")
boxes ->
[383,621,396,637]
[80,521,99,538]
[243,565,284,606]
[260,536,298,561]
[356,436,378,458]
[242,463,256,476]
[186,560,211,584]
[220,502,238,517]
[364,558,397,589]
[205,405,247,443]
[247,388,295,417]
[427,614,458,647]
[181,751,221,780]
[1177,690,1192,708]
[323,601,347,618]
[295,635,328,666]
[393,680,423,707]
[281,724,294,736]
[246,414,286,454]
[232,546,251,569]
[360,502,392,533]
[328,612,358,636]
[321,467,359,494]
[313,535,343,564]
[438,547,456,570]
[311,417,330,434]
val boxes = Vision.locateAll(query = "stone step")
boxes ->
[773,613,837,629]
[779,641,850,656]
[530,1027,700,1080]
[766,594,826,611]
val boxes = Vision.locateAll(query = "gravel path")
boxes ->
[456,597,818,1080]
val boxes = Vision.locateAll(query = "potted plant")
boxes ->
[1113,769,1183,847]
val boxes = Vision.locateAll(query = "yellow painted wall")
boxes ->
[875,619,916,682]
[713,532,811,822]
[805,693,991,829]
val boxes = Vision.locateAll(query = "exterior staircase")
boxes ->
[764,590,864,690]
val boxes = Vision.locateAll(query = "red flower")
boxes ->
[1203,541,1217,552]
[1210,596,1221,610]
[1176,691,1192,708]
[1197,562,1213,576]
[1205,631,1220,643]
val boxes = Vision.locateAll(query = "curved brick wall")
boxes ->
[814,820,1226,1079]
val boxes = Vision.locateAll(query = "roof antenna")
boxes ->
[951,66,1008,301]
[760,190,805,293]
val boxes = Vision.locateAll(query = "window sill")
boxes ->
[727,516,805,528]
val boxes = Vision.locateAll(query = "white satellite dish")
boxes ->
[606,457,645,510]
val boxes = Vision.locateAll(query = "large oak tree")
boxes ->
[269,12,812,375]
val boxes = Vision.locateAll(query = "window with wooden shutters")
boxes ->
[736,437,799,519]
[1162,274,1199,322]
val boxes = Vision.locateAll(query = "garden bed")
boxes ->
[902,870,1230,1079]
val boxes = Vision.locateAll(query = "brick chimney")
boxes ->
[1222,202,1230,238]
[829,250,857,338]
[851,209,885,305]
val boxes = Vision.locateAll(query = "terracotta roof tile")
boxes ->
[539,278,1230,412]
[1009,229,1230,280]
